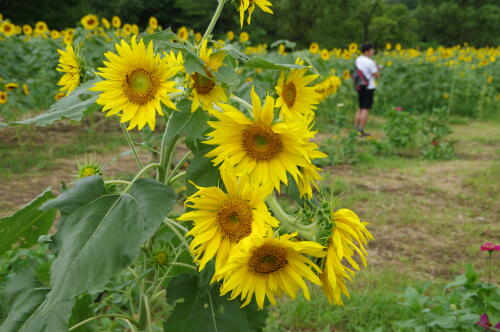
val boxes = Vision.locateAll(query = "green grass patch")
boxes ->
[266,269,415,332]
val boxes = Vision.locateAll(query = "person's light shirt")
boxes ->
[355,55,378,89]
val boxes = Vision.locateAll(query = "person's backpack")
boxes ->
[351,66,368,91]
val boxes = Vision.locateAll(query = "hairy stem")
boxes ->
[120,123,144,170]
[202,0,228,41]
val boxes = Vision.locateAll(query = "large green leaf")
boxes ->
[185,153,220,195]
[14,79,100,127]
[166,99,208,142]
[243,56,304,70]
[165,274,268,332]
[184,52,206,74]
[0,189,56,255]
[16,177,176,332]
[0,288,51,332]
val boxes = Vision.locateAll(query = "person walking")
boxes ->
[354,43,380,137]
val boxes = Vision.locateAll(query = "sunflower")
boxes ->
[0,91,7,104]
[205,87,326,197]
[320,209,373,305]
[177,26,188,40]
[309,42,319,54]
[81,14,99,30]
[56,45,83,95]
[54,92,65,101]
[34,21,48,35]
[385,43,392,50]
[131,24,139,35]
[320,49,330,60]
[216,233,325,309]
[112,16,121,28]
[122,24,132,36]
[342,69,350,80]
[22,84,29,96]
[1,22,15,37]
[178,165,277,272]
[348,43,358,53]
[239,31,249,43]
[342,51,352,60]
[227,31,235,41]
[275,69,321,118]
[199,39,225,71]
[91,37,180,131]
[5,83,18,91]
[22,25,32,36]
[101,18,110,29]
[149,16,158,30]
[188,72,227,112]
[163,50,185,74]
[238,0,273,28]
[194,32,202,43]
[50,30,60,39]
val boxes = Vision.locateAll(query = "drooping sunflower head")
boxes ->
[91,36,180,130]
[81,14,99,31]
[275,68,321,118]
[216,233,325,309]
[178,164,277,272]
[320,209,373,305]
[205,87,325,196]
[101,18,110,29]
[56,44,84,95]
[238,0,273,28]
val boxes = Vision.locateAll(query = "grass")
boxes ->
[266,270,415,332]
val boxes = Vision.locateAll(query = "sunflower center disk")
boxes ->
[283,82,297,108]
[216,196,253,242]
[123,68,159,105]
[249,245,288,274]
[242,123,283,160]
[192,73,215,95]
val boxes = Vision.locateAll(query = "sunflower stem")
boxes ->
[120,123,144,170]
[167,171,186,185]
[158,114,179,183]
[266,193,318,241]
[203,0,227,41]
[166,151,192,183]
[230,95,252,111]
[124,163,162,192]
[68,314,139,331]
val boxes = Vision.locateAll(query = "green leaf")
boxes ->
[184,52,206,74]
[68,294,94,332]
[165,274,267,332]
[14,79,100,127]
[219,45,249,63]
[434,315,458,329]
[0,189,56,255]
[18,177,176,331]
[185,153,220,196]
[215,58,240,88]
[243,56,304,70]
[142,28,185,49]
[0,288,50,332]
[270,39,296,49]
[166,99,208,142]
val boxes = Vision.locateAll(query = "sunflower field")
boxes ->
[0,1,499,331]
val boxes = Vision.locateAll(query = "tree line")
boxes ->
[1,0,499,48]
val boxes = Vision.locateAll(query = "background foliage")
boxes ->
[1,0,500,48]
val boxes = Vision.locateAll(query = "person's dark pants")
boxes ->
[357,85,375,109]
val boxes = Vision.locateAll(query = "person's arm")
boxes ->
[372,61,380,78]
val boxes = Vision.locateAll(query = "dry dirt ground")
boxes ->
[1,120,499,282]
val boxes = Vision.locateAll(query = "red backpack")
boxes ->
[351,67,368,91]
